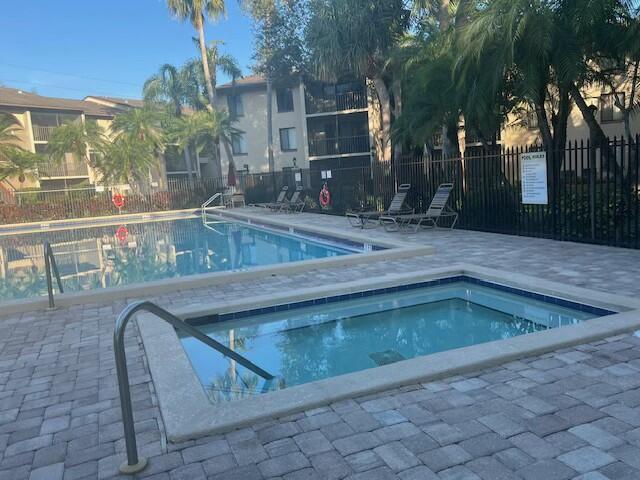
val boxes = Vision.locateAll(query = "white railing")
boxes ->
[201,192,223,218]
[32,125,57,142]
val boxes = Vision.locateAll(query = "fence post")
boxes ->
[588,139,596,240]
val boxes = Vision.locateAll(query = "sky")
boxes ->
[0,0,256,100]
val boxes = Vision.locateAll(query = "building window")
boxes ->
[600,93,624,122]
[279,128,297,151]
[276,88,294,113]
[231,133,248,155]
[227,95,244,118]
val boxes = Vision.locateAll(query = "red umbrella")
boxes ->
[227,159,237,187]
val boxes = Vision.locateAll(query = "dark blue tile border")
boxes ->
[188,275,617,327]
[212,211,387,253]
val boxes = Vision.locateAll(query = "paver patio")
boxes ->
[2,210,640,479]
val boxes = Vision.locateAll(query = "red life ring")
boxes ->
[319,184,331,208]
[115,226,129,244]
[112,193,125,209]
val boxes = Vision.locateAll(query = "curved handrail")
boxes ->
[114,300,274,474]
[43,241,64,308]
[201,192,223,214]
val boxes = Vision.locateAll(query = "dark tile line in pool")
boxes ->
[215,212,386,252]
[188,275,616,327]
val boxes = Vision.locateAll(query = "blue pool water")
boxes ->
[0,215,355,302]
[180,281,607,403]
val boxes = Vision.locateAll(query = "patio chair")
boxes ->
[379,183,458,232]
[346,184,413,228]
[252,186,289,209]
[274,187,305,213]
[282,187,306,213]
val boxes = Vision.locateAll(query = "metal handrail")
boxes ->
[114,300,274,474]
[201,192,223,215]
[43,241,64,308]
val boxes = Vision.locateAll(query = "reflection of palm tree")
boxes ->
[0,267,47,301]
[206,370,286,403]
[106,244,174,287]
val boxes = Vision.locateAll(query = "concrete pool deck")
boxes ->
[2,209,640,479]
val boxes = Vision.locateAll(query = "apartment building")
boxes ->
[436,82,639,157]
[0,87,123,193]
[215,76,376,176]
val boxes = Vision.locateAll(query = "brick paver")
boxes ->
[1,211,640,479]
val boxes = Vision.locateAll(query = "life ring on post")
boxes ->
[112,193,125,209]
[319,183,331,208]
[115,226,129,244]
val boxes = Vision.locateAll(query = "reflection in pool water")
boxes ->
[0,216,353,302]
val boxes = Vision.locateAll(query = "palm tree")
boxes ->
[243,1,306,174]
[306,0,410,164]
[143,64,188,117]
[0,113,40,184]
[47,119,106,169]
[166,0,226,109]
[143,64,198,181]
[90,108,164,190]
[168,108,239,174]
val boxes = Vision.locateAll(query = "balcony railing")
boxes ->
[306,91,368,115]
[335,91,367,111]
[308,135,370,157]
[38,159,89,178]
[32,125,57,142]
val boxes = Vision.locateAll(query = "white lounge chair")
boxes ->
[380,183,458,232]
[346,184,413,228]
[252,186,289,210]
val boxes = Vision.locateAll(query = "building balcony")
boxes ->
[306,91,368,115]
[308,135,370,158]
[38,159,89,178]
[32,125,57,142]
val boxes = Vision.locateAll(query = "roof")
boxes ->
[217,75,267,91]
[84,96,145,109]
[0,87,119,117]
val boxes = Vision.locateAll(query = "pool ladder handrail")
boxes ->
[44,241,64,309]
[114,300,274,474]
[201,192,223,217]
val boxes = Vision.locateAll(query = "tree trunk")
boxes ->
[439,0,450,29]
[391,81,403,163]
[624,110,632,141]
[372,76,392,163]
[196,14,216,109]
[550,85,570,179]
[266,75,275,173]
[184,146,194,184]
[569,82,618,175]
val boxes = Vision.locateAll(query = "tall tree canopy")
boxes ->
[306,0,410,163]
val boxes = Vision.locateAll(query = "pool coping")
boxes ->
[0,208,208,235]
[0,210,431,316]
[137,263,640,442]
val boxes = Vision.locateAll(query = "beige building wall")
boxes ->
[0,108,38,190]
[217,82,308,174]
[501,82,639,149]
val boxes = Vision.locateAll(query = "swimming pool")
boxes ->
[0,214,359,302]
[180,277,614,404]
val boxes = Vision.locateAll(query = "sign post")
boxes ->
[520,152,548,205]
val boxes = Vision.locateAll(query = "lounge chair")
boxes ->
[346,184,413,228]
[282,187,306,213]
[252,186,289,209]
[273,187,305,213]
[380,183,458,232]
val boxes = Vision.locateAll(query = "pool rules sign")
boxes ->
[520,151,548,204]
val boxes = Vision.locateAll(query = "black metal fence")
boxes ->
[239,137,640,249]
[2,137,639,249]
